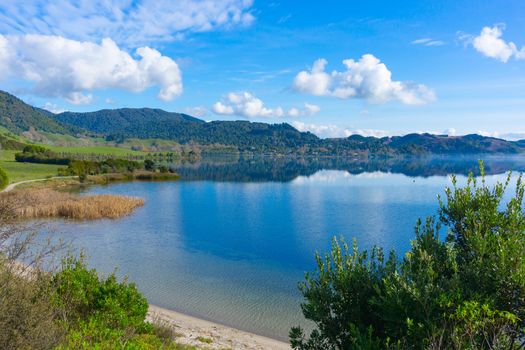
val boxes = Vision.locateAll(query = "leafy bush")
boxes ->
[15,145,70,165]
[53,257,149,331]
[0,260,65,350]
[291,164,525,349]
[0,196,184,350]
[60,159,142,179]
[0,167,8,190]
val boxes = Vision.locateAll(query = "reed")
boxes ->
[1,189,144,220]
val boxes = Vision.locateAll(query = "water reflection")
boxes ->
[43,156,524,341]
[172,155,525,182]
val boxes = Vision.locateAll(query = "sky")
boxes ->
[0,0,524,139]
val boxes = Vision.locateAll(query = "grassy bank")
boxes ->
[0,150,66,182]
[1,188,144,220]
[47,145,146,157]
[88,171,180,184]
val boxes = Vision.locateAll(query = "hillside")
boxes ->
[0,91,81,135]
[0,90,524,156]
[53,108,203,136]
[53,109,321,151]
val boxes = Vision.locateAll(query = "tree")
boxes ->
[144,159,155,171]
[291,163,525,349]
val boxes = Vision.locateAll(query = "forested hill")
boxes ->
[0,89,524,155]
[53,108,320,150]
[0,90,81,135]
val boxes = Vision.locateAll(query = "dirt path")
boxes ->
[1,176,77,193]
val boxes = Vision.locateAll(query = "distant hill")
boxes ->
[53,108,203,136]
[0,89,523,156]
[325,133,524,155]
[52,108,321,152]
[0,91,81,135]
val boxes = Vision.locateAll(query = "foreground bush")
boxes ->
[291,165,525,349]
[0,256,184,349]
[0,179,187,349]
[0,259,65,350]
[53,257,182,349]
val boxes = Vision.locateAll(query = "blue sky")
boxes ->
[0,0,524,139]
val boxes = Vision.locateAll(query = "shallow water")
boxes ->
[44,156,525,340]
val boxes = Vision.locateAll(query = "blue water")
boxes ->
[44,156,525,341]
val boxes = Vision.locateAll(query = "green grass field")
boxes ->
[0,150,65,183]
[0,131,150,183]
[47,145,145,156]
[0,144,147,183]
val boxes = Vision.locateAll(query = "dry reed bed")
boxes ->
[1,188,144,220]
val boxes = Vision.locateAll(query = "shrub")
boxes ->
[0,195,181,349]
[15,145,71,165]
[0,167,8,190]
[53,257,149,331]
[291,164,525,349]
[0,259,65,350]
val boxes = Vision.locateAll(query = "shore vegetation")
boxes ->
[1,188,144,220]
[0,187,197,350]
[291,163,525,349]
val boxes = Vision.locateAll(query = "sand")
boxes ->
[147,305,291,350]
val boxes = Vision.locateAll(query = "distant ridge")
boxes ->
[0,89,523,156]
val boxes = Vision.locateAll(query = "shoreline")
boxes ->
[147,304,291,350]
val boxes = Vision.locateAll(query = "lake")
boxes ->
[45,155,525,341]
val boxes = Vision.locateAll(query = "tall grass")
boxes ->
[1,189,144,220]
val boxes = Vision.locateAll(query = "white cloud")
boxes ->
[469,24,525,62]
[66,92,93,105]
[212,92,320,118]
[443,128,457,136]
[42,102,66,114]
[287,108,301,117]
[291,121,390,139]
[0,0,255,46]
[304,103,321,115]
[212,102,235,115]
[411,38,445,46]
[105,98,115,104]
[477,131,525,141]
[0,35,183,103]
[185,106,208,117]
[293,55,436,105]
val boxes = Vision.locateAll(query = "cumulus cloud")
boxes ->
[471,25,525,62]
[212,92,320,118]
[477,131,525,141]
[304,103,321,115]
[293,55,435,105]
[0,35,183,103]
[291,121,390,139]
[411,38,445,46]
[0,0,255,46]
[185,106,209,117]
[42,102,66,114]
[443,128,457,136]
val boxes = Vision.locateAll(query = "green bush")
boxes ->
[53,257,149,331]
[0,260,65,350]
[291,164,525,349]
[15,145,71,165]
[0,167,8,190]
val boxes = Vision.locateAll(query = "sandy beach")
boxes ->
[147,305,291,350]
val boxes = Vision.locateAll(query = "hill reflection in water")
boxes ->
[172,155,525,182]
